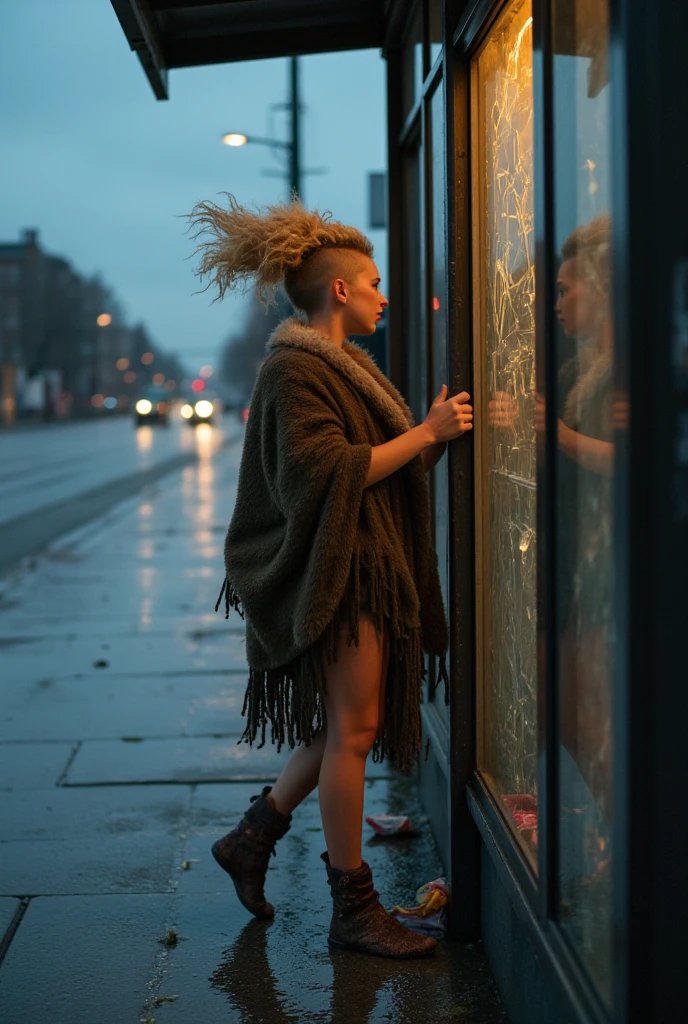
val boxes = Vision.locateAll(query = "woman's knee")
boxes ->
[327,720,379,759]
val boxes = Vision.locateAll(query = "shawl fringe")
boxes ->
[226,543,447,774]
[215,577,244,620]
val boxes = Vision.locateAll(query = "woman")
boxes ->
[188,195,473,958]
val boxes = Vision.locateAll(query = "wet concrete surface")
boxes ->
[0,425,508,1023]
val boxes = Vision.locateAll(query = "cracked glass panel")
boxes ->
[472,0,537,867]
[552,0,615,1004]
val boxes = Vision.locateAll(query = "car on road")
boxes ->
[180,398,215,425]
[134,386,170,426]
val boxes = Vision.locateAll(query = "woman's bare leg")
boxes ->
[269,729,327,816]
[319,614,385,871]
[268,618,387,840]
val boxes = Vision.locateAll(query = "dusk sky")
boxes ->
[0,1,388,373]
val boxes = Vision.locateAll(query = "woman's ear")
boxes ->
[333,277,348,305]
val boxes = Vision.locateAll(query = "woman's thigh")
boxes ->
[323,614,386,742]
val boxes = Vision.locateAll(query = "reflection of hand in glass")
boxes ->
[534,392,615,477]
[611,392,629,431]
[488,390,517,432]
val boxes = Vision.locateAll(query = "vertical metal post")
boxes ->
[289,56,302,201]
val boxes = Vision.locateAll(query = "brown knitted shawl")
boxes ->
[217,316,448,772]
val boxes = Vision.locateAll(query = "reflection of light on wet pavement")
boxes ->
[211,745,250,762]
[138,539,155,559]
[136,426,153,452]
[139,595,153,626]
[139,567,156,593]
[139,503,153,517]
[190,426,216,527]
[195,527,219,558]
[195,422,215,458]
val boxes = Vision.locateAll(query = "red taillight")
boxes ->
[242,407,249,422]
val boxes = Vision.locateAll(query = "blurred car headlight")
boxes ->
[194,400,214,418]
[180,404,194,419]
[136,399,153,415]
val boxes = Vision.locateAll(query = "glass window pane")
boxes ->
[471,0,537,866]
[402,2,424,117]
[552,0,615,1004]
[403,142,424,422]
[430,82,448,720]
[429,0,443,69]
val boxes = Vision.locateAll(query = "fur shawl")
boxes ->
[217,317,448,772]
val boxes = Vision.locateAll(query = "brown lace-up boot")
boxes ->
[322,853,437,958]
[211,786,291,919]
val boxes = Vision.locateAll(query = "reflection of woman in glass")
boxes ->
[547,214,618,819]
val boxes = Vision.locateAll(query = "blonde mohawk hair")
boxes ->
[187,193,374,310]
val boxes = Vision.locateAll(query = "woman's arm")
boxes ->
[557,421,615,477]
[365,424,434,487]
[421,441,447,473]
[365,386,472,488]
[535,393,615,477]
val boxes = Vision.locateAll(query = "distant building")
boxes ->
[0,229,164,423]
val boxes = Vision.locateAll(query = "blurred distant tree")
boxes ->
[219,290,291,401]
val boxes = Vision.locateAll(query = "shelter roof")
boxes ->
[110,0,409,100]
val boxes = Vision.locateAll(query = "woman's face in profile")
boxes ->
[555,257,601,339]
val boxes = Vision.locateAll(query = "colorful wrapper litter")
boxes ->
[365,814,419,837]
[390,878,450,937]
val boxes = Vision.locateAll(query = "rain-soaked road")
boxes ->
[0,416,231,575]
[0,420,507,1023]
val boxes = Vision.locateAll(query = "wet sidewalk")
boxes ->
[0,427,507,1023]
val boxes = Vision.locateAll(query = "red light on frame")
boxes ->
[432,297,440,311]
[191,379,205,393]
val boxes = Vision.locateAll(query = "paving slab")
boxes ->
[0,785,191,842]
[0,832,182,896]
[0,612,238,639]
[0,673,247,742]
[0,742,74,790]
[63,736,398,786]
[0,894,174,1024]
[1,629,248,683]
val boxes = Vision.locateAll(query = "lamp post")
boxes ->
[222,56,303,200]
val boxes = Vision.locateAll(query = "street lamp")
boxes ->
[221,133,247,147]
[221,56,303,200]
[221,131,297,194]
